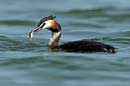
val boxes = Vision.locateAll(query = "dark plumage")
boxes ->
[59,40,117,53]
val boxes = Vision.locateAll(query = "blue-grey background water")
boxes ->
[0,0,130,86]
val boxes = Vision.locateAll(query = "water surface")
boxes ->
[0,0,130,86]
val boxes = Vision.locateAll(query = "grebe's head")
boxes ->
[29,15,61,39]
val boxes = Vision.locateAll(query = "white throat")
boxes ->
[48,31,61,48]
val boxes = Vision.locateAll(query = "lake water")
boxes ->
[0,0,130,86]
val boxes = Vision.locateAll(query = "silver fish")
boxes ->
[29,31,33,39]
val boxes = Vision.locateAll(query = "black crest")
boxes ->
[37,15,56,26]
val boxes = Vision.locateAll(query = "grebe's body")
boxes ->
[59,40,116,53]
[29,16,117,53]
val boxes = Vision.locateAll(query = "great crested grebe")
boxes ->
[29,16,117,53]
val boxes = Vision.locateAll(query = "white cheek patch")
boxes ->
[42,20,51,29]
[39,23,44,28]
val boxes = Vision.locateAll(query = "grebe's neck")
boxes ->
[48,31,61,48]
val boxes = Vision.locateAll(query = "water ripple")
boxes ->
[0,20,35,26]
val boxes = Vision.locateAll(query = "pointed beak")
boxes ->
[33,27,42,32]
[28,22,46,39]
[28,27,42,39]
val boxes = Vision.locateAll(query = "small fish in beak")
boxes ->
[28,15,57,39]
[29,31,33,39]
[28,27,42,39]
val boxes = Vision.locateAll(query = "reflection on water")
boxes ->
[0,0,130,86]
